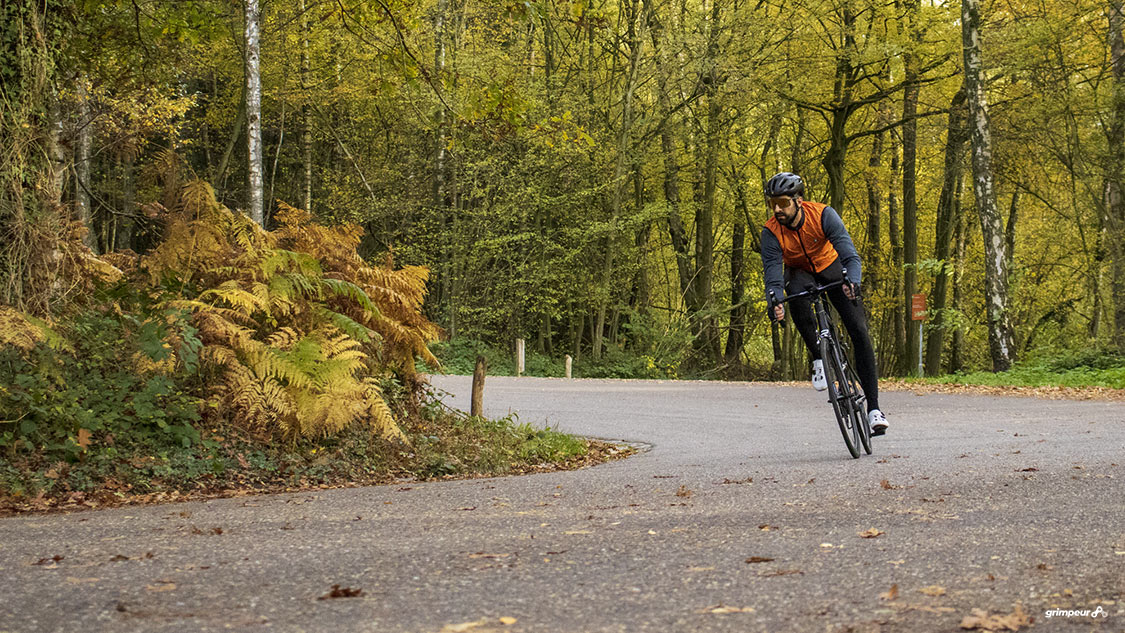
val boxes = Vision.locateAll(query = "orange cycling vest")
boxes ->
[763,201,839,274]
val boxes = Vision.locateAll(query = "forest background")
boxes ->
[6,0,1125,391]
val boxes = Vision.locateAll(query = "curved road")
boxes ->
[1,376,1123,632]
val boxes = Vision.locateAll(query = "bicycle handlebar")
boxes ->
[768,268,856,322]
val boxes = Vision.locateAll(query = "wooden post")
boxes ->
[470,355,486,417]
[565,354,572,379]
[516,338,525,377]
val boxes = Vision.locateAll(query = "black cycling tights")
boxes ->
[785,259,880,413]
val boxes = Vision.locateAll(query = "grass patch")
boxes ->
[908,349,1125,390]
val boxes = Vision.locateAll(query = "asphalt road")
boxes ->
[1,376,1123,633]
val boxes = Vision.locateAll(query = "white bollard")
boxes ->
[565,354,572,379]
[516,338,525,377]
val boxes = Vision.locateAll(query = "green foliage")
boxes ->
[918,350,1125,389]
[429,336,680,380]
[0,307,203,466]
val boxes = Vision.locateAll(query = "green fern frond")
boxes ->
[321,277,378,315]
[200,282,271,316]
[263,249,322,278]
[315,306,376,343]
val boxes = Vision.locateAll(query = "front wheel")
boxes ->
[844,363,871,455]
[821,337,860,459]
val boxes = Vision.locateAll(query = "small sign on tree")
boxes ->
[911,294,927,321]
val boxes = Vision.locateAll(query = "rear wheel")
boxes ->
[821,337,859,459]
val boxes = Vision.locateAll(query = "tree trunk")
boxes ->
[902,0,920,374]
[74,76,95,250]
[950,185,969,373]
[888,136,906,374]
[694,0,722,363]
[1005,190,1018,271]
[864,131,884,295]
[925,87,969,375]
[962,0,1016,370]
[821,0,857,213]
[245,0,264,225]
[644,0,695,311]
[594,0,642,361]
[725,176,749,366]
[1106,0,1125,351]
[300,0,313,212]
[117,152,135,251]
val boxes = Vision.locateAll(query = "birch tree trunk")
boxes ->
[300,0,313,212]
[245,0,264,226]
[962,0,1015,370]
[73,76,95,250]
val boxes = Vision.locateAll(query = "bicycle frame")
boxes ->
[769,274,871,458]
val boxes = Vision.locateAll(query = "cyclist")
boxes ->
[759,172,888,436]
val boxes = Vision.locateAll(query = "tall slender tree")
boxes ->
[245,0,264,226]
[962,0,1015,370]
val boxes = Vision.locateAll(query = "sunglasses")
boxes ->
[768,196,794,209]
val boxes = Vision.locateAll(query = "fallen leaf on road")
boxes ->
[145,580,175,592]
[880,584,899,601]
[440,620,487,632]
[67,576,100,584]
[33,555,64,566]
[676,485,693,498]
[563,530,591,535]
[745,556,775,563]
[960,604,1031,630]
[859,529,885,539]
[468,553,510,559]
[919,585,946,597]
[880,479,899,490]
[820,543,834,548]
[758,524,778,531]
[318,584,363,600]
[109,554,129,562]
[499,617,517,625]
[758,569,803,577]
[700,604,756,614]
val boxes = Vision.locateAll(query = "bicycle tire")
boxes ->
[844,363,872,455]
[820,337,860,459]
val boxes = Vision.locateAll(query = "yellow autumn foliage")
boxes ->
[138,179,440,440]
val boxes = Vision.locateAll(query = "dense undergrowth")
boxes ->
[0,175,616,511]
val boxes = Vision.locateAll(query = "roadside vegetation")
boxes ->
[0,178,627,514]
[906,349,1125,390]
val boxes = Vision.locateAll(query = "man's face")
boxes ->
[770,196,799,225]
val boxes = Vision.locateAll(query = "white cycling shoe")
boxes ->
[811,359,827,391]
[868,409,888,436]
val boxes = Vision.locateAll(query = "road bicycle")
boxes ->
[770,273,872,459]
